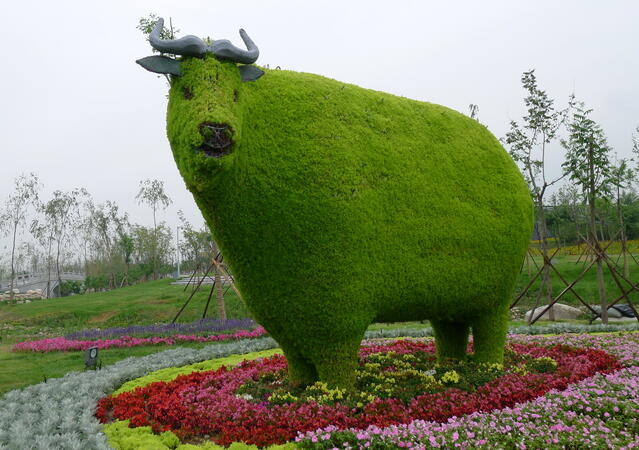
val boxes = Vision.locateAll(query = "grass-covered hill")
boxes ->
[0,278,248,333]
[0,279,249,394]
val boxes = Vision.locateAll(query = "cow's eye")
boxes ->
[182,86,194,100]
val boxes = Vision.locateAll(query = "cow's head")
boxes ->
[137,18,264,194]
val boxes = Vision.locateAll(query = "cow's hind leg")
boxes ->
[431,319,470,361]
[471,306,509,363]
[268,331,318,387]
[311,339,361,390]
[286,349,318,387]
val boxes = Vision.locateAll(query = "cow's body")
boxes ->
[163,58,532,387]
[140,22,533,387]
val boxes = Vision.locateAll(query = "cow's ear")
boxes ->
[239,65,264,82]
[136,56,182,76]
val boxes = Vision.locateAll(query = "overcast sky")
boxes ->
[1,0,638,251]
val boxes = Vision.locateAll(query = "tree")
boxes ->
[37,189,87,296]
[0,173,40,303]
[177,211,227,319]
[547,183,585,245]
[504,70,573,321]
[116,231,135,287]
[132,223,174,279]
[608,156,635,278]
[74,195,96,275]
[136,179,172,280]
[177,211,213,273]
[30,211,55,298]
[90,201,128,288]
[562,103,613,323]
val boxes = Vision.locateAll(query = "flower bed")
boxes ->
[0,336,279,449]
[296,366,639,448]
[296,333,639,449]
[1,326,638,449]
[96,338,620,447]
[12,326,267,353]
[14,321,639,354]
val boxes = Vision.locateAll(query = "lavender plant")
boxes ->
[64,317,256,340]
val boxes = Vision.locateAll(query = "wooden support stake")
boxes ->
[212,257,244,303]
[529,237,618,325]
[172,260,214,324]
[510,248,560,309]
[202,279,216,319]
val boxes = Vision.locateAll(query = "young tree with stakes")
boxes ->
[609,156,635,279]
[561,103,613,323]
[0,173,40,304]
[504,70,573,321]
[547,183,585,245]
[178,211,226,319]
[136,179,172,280]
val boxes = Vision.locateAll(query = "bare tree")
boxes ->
[136,179,172,280]
[0,173,40,303]
[90,201,128,288]
[30,214,55,298]
[504,70,573,321]
[50,189,86,295]
[73,195,96,275]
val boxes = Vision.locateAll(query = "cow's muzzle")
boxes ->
[197,122,234,158]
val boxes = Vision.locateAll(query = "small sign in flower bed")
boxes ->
[95,339,620,447]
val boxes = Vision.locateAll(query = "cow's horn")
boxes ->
[209,29,259,64]
[149,18,208,57]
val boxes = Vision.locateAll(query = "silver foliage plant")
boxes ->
[364,322,639,339]
[1,323,638,449]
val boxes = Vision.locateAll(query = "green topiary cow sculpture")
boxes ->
[137,19,533,389]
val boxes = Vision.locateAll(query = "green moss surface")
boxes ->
[164,55,533,388]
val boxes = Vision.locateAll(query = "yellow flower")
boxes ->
[440,370,460,384]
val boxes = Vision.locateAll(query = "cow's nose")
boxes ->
[197,122,233,157]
